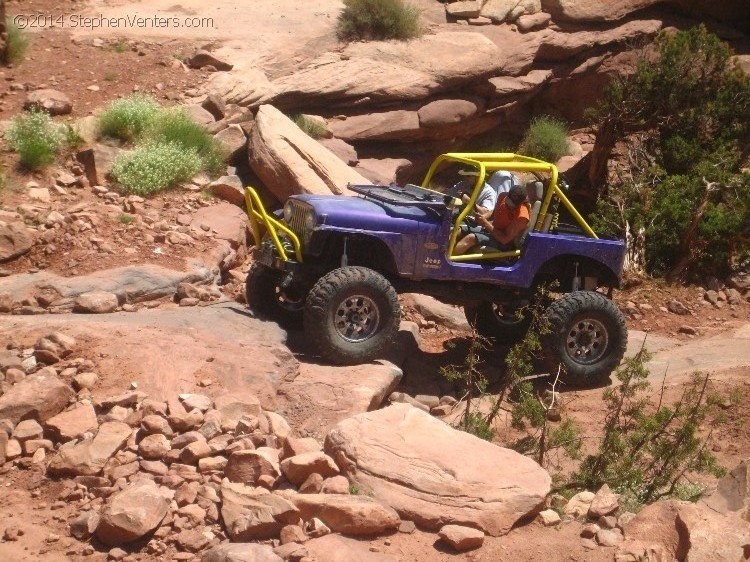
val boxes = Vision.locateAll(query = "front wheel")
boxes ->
[304,266,400,365]
[245,263,304,328]
[542,291,627,387]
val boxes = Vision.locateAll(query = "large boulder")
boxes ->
[220,481,300,541]
[0,222,34,263]
[249,105,370,201]
[417,99,479,128]
[208,175,245,208]
[96,480,172,546]
[618,500,750,561]
[282,492,400,536]
[0,371,73,424]
[324,404,550,536]
[47,421,131,476]
[355,159,412,186]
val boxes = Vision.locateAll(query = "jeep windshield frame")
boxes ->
[421,153,598,262]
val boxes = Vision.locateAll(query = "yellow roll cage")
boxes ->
[421,153,597,262]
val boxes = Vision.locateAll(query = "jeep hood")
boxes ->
[293,194,442,231]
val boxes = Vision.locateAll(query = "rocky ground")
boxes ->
[1,0,750,560]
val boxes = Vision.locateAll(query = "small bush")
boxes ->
[112,141,202,195]
[292,114,328,139]
[337,0,422,42]
[146,109,225,174]
[119,214,134,224]
[6,109,64,169]
[519,116,569,163]
[98,94,161,142]
[4,18,29,64]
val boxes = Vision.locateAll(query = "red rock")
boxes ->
[280,452,339,486]
[438,524,485,551]
[45,403,98,441]
[282,492,400,536]
[96,480,171,546]
[325,404,550,536]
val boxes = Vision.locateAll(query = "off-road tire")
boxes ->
[304,266,400,365]
[464,301,532,344]
[542,291,627,387]
[245,263,303,329]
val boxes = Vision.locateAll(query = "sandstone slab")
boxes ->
[279,361,402,437]
[280,452,339,486]
[438,524,485,551]
[209,175,245,208]
[249,105,369,201]
[325,404,550,536]
[24,89,72,115]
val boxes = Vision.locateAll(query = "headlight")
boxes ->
[304,211,316,232]
[283,201,294,223]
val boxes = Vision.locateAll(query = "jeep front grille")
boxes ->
[286,202,313,246]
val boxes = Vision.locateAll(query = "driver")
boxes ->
[455,184,530,254]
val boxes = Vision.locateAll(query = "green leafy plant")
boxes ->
[6,109,64,169]
[63,124,85,150]
[145,109,225,175]
[111,141,202,195]
[4,17,29,64]
[588,26,750,278]
[111,40,128,53]
[518,116,569,163]
[337,0,422,42]
[98,94,161,142]
[572,345,725,504]
[292,114,328,139]
[119,214,134,224]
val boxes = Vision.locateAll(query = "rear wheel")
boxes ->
[542,291,627,386]
[304,266,400,365]
[245,263,304,328]
[464,300,532,344]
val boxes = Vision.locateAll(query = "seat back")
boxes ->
[515,181,543,247]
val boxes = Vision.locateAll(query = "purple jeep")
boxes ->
[244,153,628,386]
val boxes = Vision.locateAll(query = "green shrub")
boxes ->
[145,109,225,174]
[337,0,422,42]
[590,26,750,278]
[292,114,328,139]
[518,116,569,163]
[98,94,161,142]
[6,109,64,169]
[112,141,202,195]
[4,18,29,64]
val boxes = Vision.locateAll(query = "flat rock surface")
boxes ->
[324,404,551,536]
[0,303,296,410]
